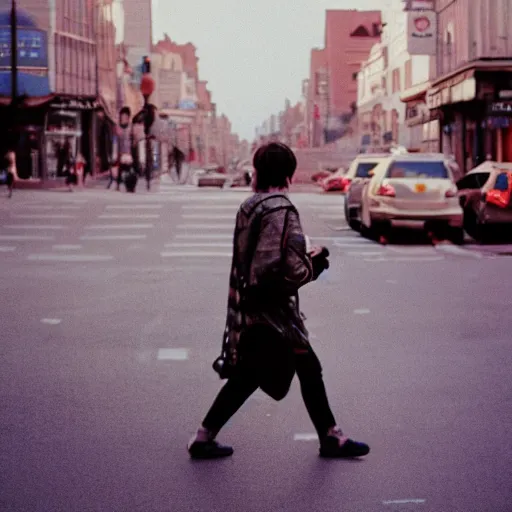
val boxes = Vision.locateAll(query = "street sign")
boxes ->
[406,10,436,55]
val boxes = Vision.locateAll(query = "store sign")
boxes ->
[0,27,48,68]
[427,75,476,109]
[488,101,512,115]
[406,10,436,55]
[50,98,99,110]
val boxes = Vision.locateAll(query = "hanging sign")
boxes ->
[406,10,436,55]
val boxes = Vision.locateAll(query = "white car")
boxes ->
[359,154,464,243]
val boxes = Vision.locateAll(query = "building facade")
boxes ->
[0,0,117,180]
[427,0,512,172]
[357,0,430,152]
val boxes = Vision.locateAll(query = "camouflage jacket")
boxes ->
[222,192,314,366]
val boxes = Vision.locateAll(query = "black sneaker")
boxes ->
[320,429,370,458]
[188,439,234,460]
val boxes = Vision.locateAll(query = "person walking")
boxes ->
[2,149,18,198]
[187,142,370,460]
[110,107,133,191]
[170,145,185,183]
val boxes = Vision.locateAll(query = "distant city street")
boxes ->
[1,181,511,511]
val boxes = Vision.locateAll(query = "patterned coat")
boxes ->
[222,192,314,367]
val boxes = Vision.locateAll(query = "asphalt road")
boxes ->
[1,178,511,512]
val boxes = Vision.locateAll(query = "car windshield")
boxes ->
[494,172,509,191]
[387,161,448,179]
[355,162,378,178]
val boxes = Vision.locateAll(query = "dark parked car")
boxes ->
[457,161,512,242]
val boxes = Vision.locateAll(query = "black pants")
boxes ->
[202,328,337,439]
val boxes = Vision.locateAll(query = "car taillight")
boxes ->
[341,177,352,190]
[376,184,395,197]
[445,188,457,198]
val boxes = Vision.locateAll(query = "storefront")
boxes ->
[44,96,98,180]
[426,60,512,174]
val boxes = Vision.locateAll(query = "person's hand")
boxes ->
[311,246,330,280]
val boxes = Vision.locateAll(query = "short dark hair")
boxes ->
[120,106,131,118]
[252,142,297,191]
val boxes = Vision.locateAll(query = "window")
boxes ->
[386,161,448,179]
[381,76,387,94]
[356,162,378,178]
[404,59,412,89]
[392,68,400,93]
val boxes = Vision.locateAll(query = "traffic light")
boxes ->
[142,56,151,74]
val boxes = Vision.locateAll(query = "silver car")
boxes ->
[359,154,464,243]
[344,154,388,231]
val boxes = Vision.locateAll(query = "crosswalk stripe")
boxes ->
[175,234,232,239]
[161,251,231,258]
[177,223,233,229]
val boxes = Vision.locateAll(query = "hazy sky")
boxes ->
[152,0,381,141]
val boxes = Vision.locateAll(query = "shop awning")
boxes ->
[400,81,431,103]
[0,71,51,98]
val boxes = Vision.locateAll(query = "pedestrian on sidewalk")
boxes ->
[109,107,133,191]
[188,142,370,460]
[1,149,18,198]
[170,145,185,183]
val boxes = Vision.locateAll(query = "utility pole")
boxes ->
[10,0,17,134]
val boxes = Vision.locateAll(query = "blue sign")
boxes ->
[0,27,48,68]
[178,99,196,110]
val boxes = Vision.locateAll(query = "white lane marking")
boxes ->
[175,234,232,239]
[310,205,343,211]
[182,214,234,220]
[41,318,62,325]
[80,234,147,240]
[318,214,342,219]
[105,204,163,209]
[354,309,371,315]
[346,251,383,256]
[386,279,398,284]
[177,224,233,229]
[0,246,16,252]
[334,241,375,248]
[98,214,160,219]
[0,235,54,241]
[293,433,318,441]
[60,205,82,210]
[382,499,426,505]
[27,254,114,262]
[182,205,239,210]
[364,256,444,262]
[165,242,232,248]
[10,214,76,219]
[161,251,231,258]
[435,244,483,259]
[388,246,437,254]
[52,244,82,250]
[85,224,154,229]
[311,236,349,242]
[3,224,65,230]
[157,348,189,361]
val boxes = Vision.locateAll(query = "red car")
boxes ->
[321,168,351,192]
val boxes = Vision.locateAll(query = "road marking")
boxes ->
[10,214,76,219]
[161,251,231,258]
[346,251,383,256]
[311,236,349,242]
[435,244,483,259]
[80,234,147,240]
[0,235,55,241]
[310,205,343,211]
[27,254,114,262]
[0,245,16,252]
[365,256,444,262]
[386,279,398,284]
[165,242,232,248]
[177,223,233,229]
[60,205,82,210]
[318,214,342,219]
[157,348,189,360]
[175,234,232,239]
[98,214,160,219]
[334,241,375,248]
[105,204,163,209]
[293,433,318,441]
[354,309,371,315]
[182,205,239,210]
[382,499,426,505]
[182,214,234,219]
[3,224,66,230]
[85,224,154,229]
[52,244,82,250]
[41,318,62,325]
